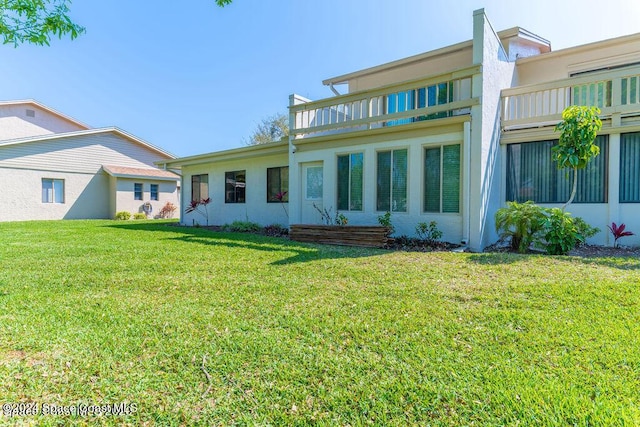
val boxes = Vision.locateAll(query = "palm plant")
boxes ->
[495,201,546,253]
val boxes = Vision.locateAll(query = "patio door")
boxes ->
[301,162,323,224]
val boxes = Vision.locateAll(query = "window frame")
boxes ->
[337,152,364,211]
[620,132,640,203]
[225,170,246,204]
[506,137,608,204]
[150,183,159,201]
[134,183,143,201]
[376,148,408,213]
[191,174,209,202]
[266,166,289,203]
[42,178,65,204]
[423,143,461,214]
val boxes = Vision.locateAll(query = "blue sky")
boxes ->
[1,0,639,157]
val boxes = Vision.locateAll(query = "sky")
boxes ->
[1,0,639,158]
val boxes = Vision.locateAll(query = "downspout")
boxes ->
[329,83,341,96]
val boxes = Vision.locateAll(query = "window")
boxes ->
[150,184,159,201]
[305,166,323,200]
[620,132,640,202]
[377,149,408,212]
[267,166,289,202]
[134,183,143,200]
[191,174,208,202]
[506,136,608,203]
[225,170,246,203]
[337,153,363,211]
[42,179,64,203]
[424,145,461,213]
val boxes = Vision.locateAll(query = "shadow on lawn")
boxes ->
[467,252,640,270]
[104,222,387,265]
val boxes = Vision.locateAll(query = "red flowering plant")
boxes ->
[272,191,288,218]
[607,222,634,248]
[185,197,211,225]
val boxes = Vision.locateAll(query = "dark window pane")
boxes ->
[377,151,391,211]
[424,148,441,212]
[442,145,460,213]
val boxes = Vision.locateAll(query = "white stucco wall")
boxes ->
[0,104,86,141]
[290,125,467,244]
[180,152,290,227]
[467,9,516,251]
[114,178,179,219]
[0,167,110,221]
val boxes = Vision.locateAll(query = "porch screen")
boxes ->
[506,136,608,203]
[620,132,640,202]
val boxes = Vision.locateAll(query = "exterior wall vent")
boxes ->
[26,109,36,118]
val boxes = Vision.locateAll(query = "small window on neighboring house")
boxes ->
[134,183,143,200]
[150,184,159,201]
[26,109,36,118]
[225,170,246,203]
[267,167,288,202]
[42,179,64,203]
[191,174,209,201]
[337,153,363,211]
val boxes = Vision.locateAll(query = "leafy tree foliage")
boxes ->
[0,0,85,46]
[247,113,289,145]
[553,105,603,208]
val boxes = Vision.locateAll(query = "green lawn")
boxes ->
[0,220,639,426]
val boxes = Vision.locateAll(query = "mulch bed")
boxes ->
[484,241,640,258]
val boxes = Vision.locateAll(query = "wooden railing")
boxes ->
[290,66,480,139]
[502,65,640,129]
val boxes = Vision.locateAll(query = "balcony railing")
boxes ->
[290,66,480,139]
[502,65,640,130]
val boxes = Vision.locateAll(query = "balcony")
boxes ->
[502,65,640,130]
[290,66,480,140]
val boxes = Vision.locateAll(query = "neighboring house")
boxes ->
[158,9,640,250]
[0,100,180,221]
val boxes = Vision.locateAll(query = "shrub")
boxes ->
[222,220,262,233]
[495,201,546,253]
[115,211,131,221]
[263,224,289,237]
[540,208,581,255]
[377,211,395,237]
[574,217,600,243]
[415,221,442,244]
[133,213,148,220]
[608,222,634,248]
[539,211,600,255]
[312,203,348,226]
[158,202,177,219]
[185,198,211,225]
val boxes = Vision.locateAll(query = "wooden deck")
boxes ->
[290,224,388,248]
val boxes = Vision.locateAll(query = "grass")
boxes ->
[0,220,639,426]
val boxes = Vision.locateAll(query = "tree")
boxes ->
[553,105,602,209]
[0,0,85,46]
[247,113,289,145]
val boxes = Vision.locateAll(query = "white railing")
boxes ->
[290,66,480,139]
[502,65,640,129]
